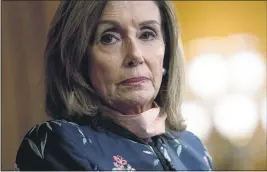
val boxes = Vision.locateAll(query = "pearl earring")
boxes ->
[162,68,167,76]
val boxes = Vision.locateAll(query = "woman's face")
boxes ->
[90,1,165,114]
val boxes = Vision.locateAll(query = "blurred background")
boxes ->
[2,1,266,170]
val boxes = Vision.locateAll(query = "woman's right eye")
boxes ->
[100,33,119,45]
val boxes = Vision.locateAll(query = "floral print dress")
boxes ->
[15,116,213,171]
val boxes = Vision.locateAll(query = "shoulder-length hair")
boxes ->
[44,1,187,131]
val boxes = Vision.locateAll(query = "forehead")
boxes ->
[101,1,161,23]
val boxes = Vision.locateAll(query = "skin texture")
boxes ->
[90,1,165,115]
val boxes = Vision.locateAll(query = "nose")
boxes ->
[123,38,144,68]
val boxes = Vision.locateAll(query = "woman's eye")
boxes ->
[139,31,156,41]
[100,34,119,45]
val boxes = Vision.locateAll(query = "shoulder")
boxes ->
[166,130,213,169]
[16,119,85,156]
[15,119,92,170]
[168,130,206,150]
[21,119,85,143]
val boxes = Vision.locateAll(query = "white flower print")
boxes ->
[25,138,43,158]
[126,164,136,171]
[176,145,182,157]
[147,145,156,155]
[40,133,48,157]
[28,125,37,135]
[112,167,124,171]
[65,121,91,145]
[88,137,93,144]
[143,150,153,155]
[128,139,138,144]
[153,159,160,166]
[68,121,79,127]
[50,120,62,127]
[174,138,180,145]
[162,147,171,162]
[44,122,52,131]
[83,138,87,144]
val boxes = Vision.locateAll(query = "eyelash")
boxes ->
[99,28,158,45]
[99,33,120,45]
[139,30,157,41]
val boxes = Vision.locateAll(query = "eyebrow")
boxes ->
[97,20,160,28]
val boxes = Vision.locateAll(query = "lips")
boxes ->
[120,77,149,84]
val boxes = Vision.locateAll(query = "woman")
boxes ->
[15,1,213,171]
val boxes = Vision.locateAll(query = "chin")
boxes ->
[122,90,155,105]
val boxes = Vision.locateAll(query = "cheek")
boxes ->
[145,44,165,72]
[155,43,165,64]
[141,40,165,66]
[156,43,165,72]
[143,44,165,85]
[90,50,121,93]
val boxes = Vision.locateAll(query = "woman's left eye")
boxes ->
[139,31,157,41]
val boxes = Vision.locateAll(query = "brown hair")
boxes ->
[44,1,186,131]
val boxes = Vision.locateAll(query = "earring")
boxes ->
[162,68,167,76]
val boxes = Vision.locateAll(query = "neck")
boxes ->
[100,100,154,115]
[98,101,167,139]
